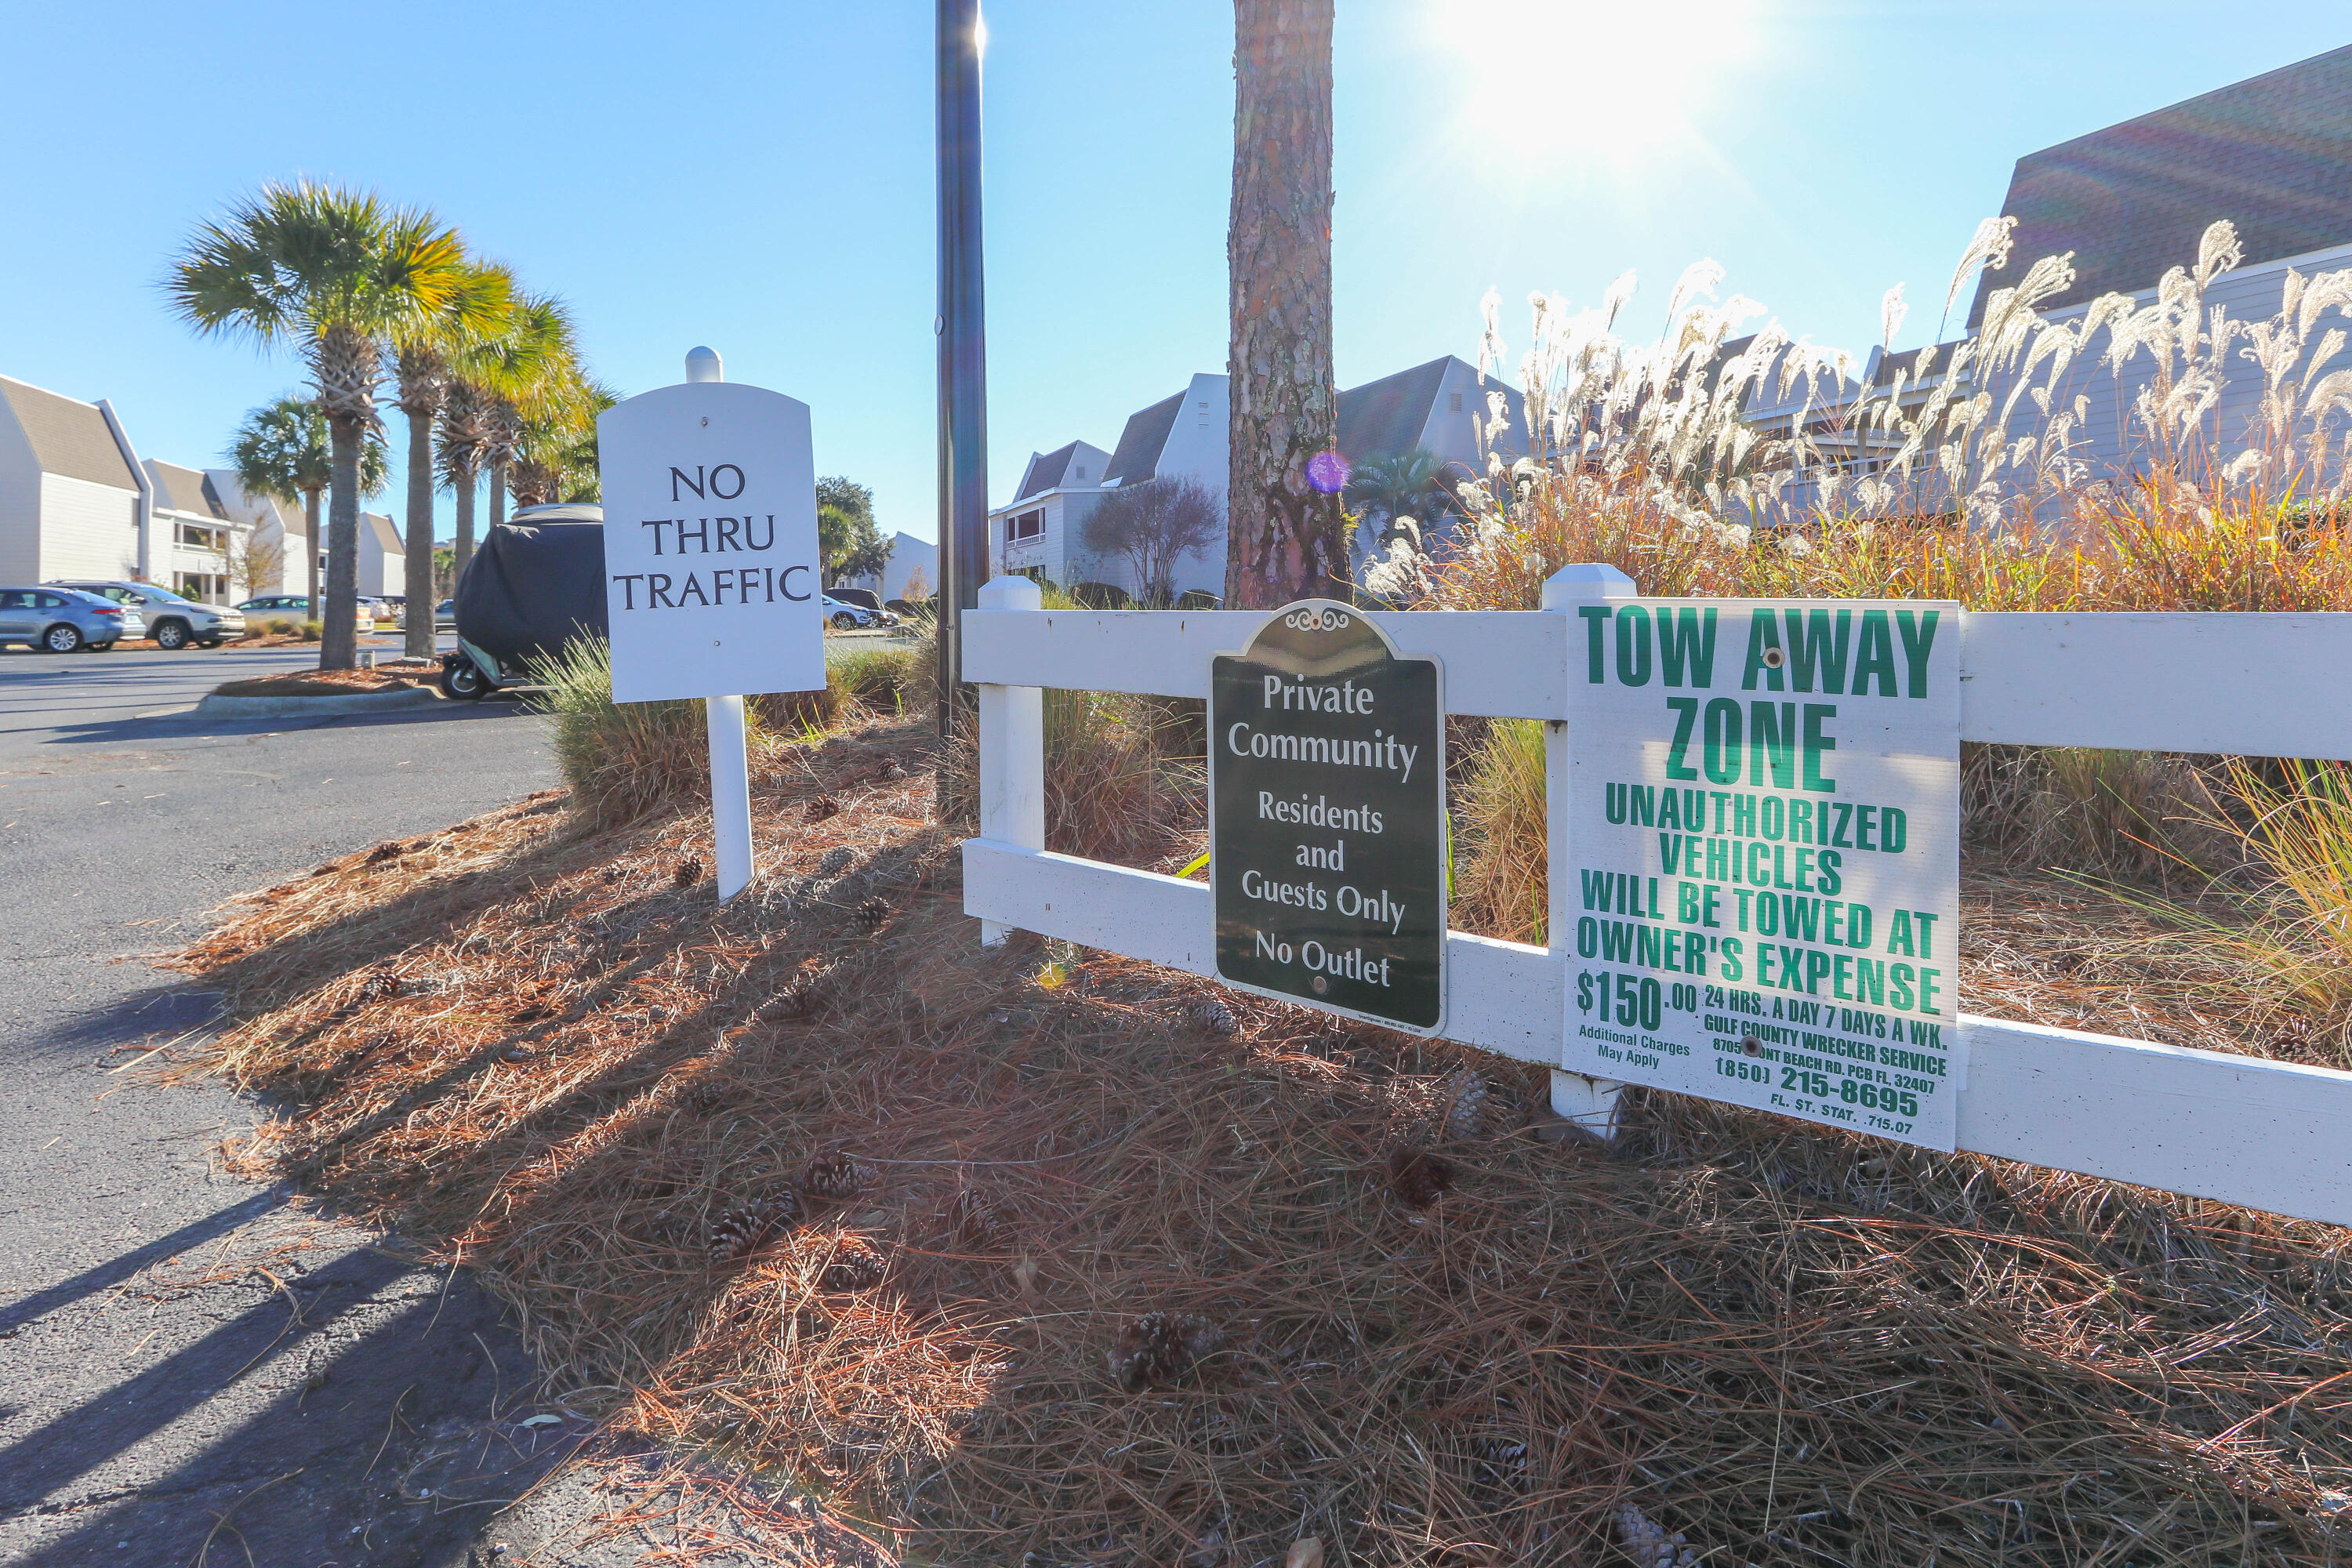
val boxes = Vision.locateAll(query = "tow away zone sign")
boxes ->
[1561,597,1963,1150]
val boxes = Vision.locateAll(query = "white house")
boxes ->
[1963,44,2352,509]
[358,511,407,599]
[989,439,1117,592]
[143,460,256,604]
[986,358,1525,602]
[840,529,938,605]
[0,375,145,585]
[205,470,307,596]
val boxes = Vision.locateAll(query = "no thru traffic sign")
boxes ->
[1210,602,1446,1033]
[597,379,825,705]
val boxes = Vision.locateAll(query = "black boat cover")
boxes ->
[452,506,607,674]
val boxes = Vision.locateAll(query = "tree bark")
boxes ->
[403,401,439,659]
[452,466,476,586]
[488,459,507,544]
[303,488,321,609]
[1226,0,1342,610]
[321,417,362,670]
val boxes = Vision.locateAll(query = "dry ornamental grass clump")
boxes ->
[172,707,2352,1568]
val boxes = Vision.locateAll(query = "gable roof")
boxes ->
[1338,357,1453,460]
[365,512,403,554]
[146,460,227,519]
[0,376,137,489]
[1102,390,1185,486]
[1016,441,1084,502]
[1969,44,2352,326]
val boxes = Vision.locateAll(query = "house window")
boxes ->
[1007,509,1044,542]
[1074,466,1087,480]
[176,521,225,551]
[1449,392,1464,412]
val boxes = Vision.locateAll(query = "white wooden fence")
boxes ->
[961,569,2352,1227]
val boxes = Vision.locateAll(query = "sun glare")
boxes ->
[1432,0,1756,165]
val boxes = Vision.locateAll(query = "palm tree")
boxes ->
[509,372,615,506]
[390,260,512,657]
[227,396,388,610]
[169,181,468,668]
[1348,447,1454,546]
[472,292,579,548]
[436,379,494,585]
[1225,0,1342,609]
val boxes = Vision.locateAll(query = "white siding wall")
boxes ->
[1137,373,1227,601]
[0,416,39,583]
[1982,246,2352,506]
[38,474,140,579]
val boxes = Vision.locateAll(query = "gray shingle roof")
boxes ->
[0,377,136,489]
[1016,441,1083,501]
[147,461,227,518]
[1337,355,1525,460]
[1102,391,1185,486]
[1338,358,1450,461]
[1969,44,2352,326]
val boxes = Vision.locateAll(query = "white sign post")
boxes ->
[1559,596,1965,1149]
[597,347,826,900]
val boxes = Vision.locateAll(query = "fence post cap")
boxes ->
[978,574,1043,612]
[1541,562,1638,608]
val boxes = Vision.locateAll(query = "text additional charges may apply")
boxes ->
[1562,599,1963,1149]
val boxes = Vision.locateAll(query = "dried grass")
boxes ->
[176,715,2352,1568]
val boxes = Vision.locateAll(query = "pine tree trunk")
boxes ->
[321,418,363,670]
[303,488,321,610]
[1225,0,1341,610]
[404,401,439,659]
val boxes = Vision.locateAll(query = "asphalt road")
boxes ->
[0,642,577,1566]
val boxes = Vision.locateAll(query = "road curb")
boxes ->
[192,687,443,718]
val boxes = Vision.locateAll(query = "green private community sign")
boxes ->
[1562,598,1963,1150]
[1210,601,1446,1033]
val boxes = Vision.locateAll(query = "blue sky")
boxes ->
[2,2,2344,546]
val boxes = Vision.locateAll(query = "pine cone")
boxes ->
[1108,1312,1225,1391]
[707,1189,799,1265]
[673,857,703,888]
[362,966,403,1002]
[800,1151,862,1201]
[819,1236,887,1292]
[1186,996,1237,1036]
[365,840,404,865]
[855,898,891,934]
[680,1078,731,1114]
[817,846,856,877]
[949,1187,1011,1250]
[878,757,909,782]
[752,965,835,1025]
[1441,1069,1493,1142]
[804,794,842,823]
[1386,1147,1454,1209]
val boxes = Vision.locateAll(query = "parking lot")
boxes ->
[0,639,571,1561]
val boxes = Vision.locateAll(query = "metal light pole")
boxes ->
[935,0,989,737]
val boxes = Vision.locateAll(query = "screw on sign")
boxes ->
[1209,601,1446,1033]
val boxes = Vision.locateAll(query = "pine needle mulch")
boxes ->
[173,717,2352,1567]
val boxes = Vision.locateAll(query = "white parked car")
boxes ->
[48,579,241,649]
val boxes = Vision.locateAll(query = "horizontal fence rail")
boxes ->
[966,606,2352,759]
[964,593,2352,1225]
